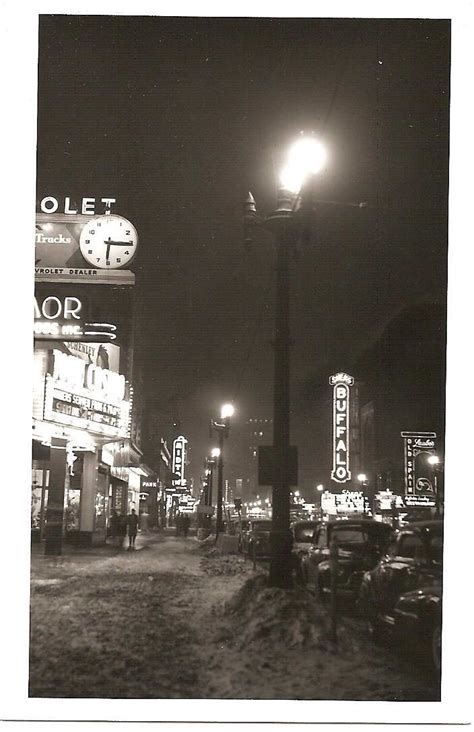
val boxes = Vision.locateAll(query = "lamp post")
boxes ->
[357,473,370,516]
[210,403,234,541]
[244,135,328,588]
[427,454,443,517]
[204,447,220,508]
[316,483,324,518]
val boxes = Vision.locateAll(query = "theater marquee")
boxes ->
[43,349,131,439]
[329,372,354,484]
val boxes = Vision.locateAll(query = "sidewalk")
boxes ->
[30,530,164,581]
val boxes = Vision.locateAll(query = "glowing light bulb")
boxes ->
[221,403,235,419]
[279,137,327,193]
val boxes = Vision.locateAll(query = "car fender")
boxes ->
[317,560,331,582]
[358,570,376,608]
[394,587,442,630]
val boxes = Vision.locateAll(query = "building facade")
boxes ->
[32,206,149,549]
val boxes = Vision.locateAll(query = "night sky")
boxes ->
[36,15,450,491]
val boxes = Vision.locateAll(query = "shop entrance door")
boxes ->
[111,481,127,515]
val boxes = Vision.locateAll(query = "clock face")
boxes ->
[79,214,138,269]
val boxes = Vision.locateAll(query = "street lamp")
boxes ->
[357,473,370,516]
[315,483,324,517]
[244,133,328,588]
[427,454,443,517]
[204,448,220,507]
[210,403,234,541]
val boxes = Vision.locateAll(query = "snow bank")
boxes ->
[200,552,251,577]
[225,575,354,652]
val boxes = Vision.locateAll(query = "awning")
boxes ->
[102,438,143,468]
[129,463,155,478]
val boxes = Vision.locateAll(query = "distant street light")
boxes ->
[427,454,443,517]
[210,403,234,540]
[315,483,324,516]
[357,473,372,516]
[221,403,235,420]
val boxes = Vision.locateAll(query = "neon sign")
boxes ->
[172,435,188,487]
[401,431,437,504]
[33,295,116,341]
[329,372,354,483]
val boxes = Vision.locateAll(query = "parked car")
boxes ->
[240,519,272,559]
[290,520,319,582]
[316,520,392,601]
[358,520,443,672]
[301,519,392,595]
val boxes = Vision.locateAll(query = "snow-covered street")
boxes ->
[29,535,440,700]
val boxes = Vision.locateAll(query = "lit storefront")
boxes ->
[32,343,132,545]
[321,489,370,518]
[32,201,145,550]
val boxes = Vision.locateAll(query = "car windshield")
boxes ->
[294,525,316,542]
[332,528,366,544]
[331,525,389,548]
[253,522,271,532]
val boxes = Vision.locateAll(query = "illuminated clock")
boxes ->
[79,214,138,269]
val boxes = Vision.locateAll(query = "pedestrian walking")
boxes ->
[127,508,139,550]
[109,509,120,546]
[182,513,190,538]
[117,512,127,549]
[175,512,183,537]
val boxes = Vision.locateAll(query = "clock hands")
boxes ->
[104,238,134,260]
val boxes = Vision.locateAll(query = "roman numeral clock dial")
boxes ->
[79,214,138,269]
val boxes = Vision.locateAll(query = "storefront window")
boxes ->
[31,486,43,530]
[112,484,125,513]
[94,473,108,531]
[65,489,81,531]
[31,468,49,533]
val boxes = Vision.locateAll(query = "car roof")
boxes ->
[326,519,391,528]
[250,519,271,524]
[403,520,442,528]
[398,520,443,531]
[292,520,318,526]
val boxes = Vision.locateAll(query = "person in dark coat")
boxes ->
[110,510,120,546]
[175,512,182,537]
[181,513,191,538]
[127,508,139,550]
[117,512,127,548]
